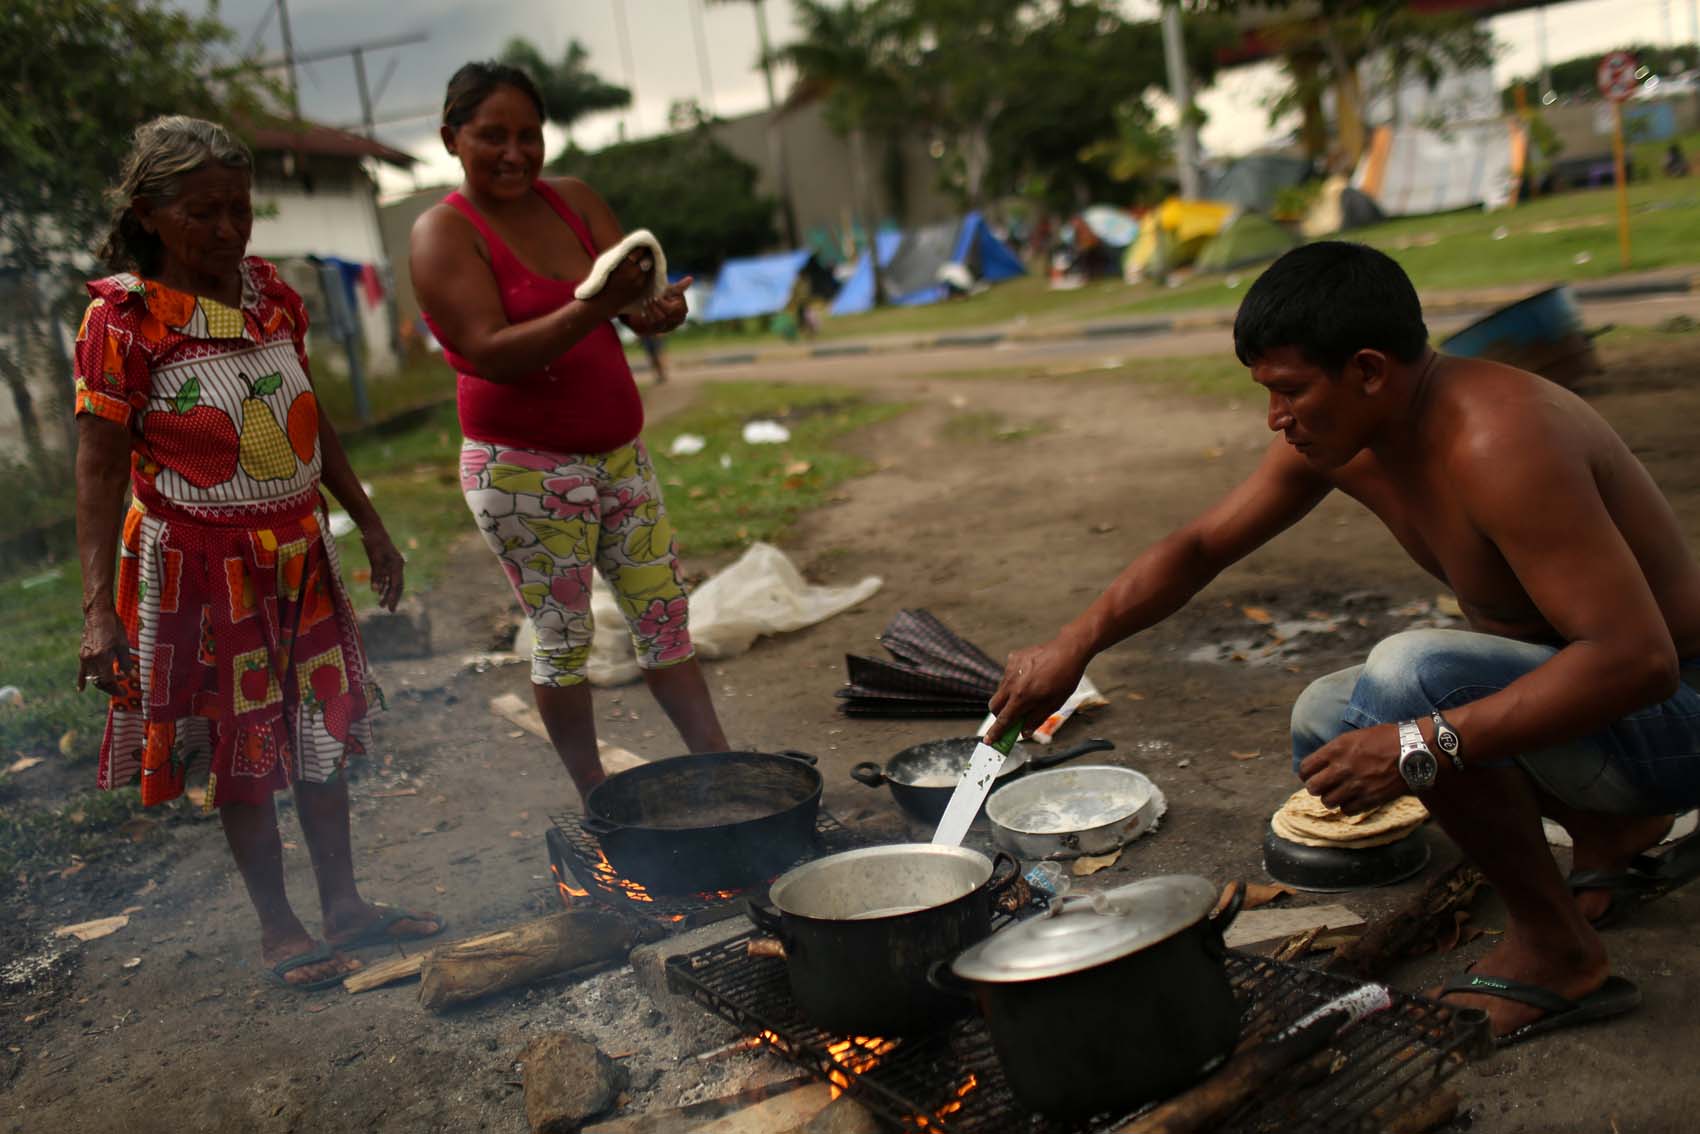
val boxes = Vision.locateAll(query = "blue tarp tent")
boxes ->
[700,250,815,323]
[827,231,904,318]
[882,211,1026,308]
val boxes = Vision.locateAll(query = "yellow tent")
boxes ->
[1124,198,1237,279]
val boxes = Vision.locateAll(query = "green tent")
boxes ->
[1194,212,1299,273]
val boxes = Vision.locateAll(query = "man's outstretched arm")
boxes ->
[987,438,1332,737]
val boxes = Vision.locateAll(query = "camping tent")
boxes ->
[1202,154,1315,214]
[827,231,905,318]
[1353,120,1527,217]
[699,250,831,323]
[1124,198,1236,280]
[1194,212,1299,272]
[880,212,1026,307]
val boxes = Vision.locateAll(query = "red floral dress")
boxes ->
[73,257,376,808]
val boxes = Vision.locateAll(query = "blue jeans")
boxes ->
[1291,629,1700,814]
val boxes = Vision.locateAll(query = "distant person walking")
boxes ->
[409,62,727,802]
[1665,143,1691,179]
[74,117,440,992]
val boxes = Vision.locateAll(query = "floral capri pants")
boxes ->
[460,439,695,686]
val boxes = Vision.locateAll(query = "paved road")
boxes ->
[674,291,1700,387]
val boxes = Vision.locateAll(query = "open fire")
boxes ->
[550,855,746,923]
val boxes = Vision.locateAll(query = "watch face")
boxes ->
[1401,748,1438,790]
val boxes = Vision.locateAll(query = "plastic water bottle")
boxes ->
[1023,861,1072,898]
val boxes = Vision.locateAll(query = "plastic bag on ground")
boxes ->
[514,542,882,687]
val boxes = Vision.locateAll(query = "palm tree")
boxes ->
[498,38,631,136]
[769,0,904,293]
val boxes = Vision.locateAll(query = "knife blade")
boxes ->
[931,722,1024,847]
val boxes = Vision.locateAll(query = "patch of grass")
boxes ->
[0,567,106,764]
[648,382,906,554]
[939,411,1052,444]
[0,785,150,879]
[912,353,1255,402]
[310,350,458,431]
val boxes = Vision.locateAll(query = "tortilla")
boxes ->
[1270,788,1427,848]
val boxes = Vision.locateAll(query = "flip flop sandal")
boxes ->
[1440,972,1642,1048]
[328,905,446,951]
[1569,828,1700,929]
[262,942,356,993]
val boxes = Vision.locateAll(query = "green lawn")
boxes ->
[660,129,1700,353]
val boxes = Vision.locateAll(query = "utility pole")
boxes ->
[352,47,375,139]
[750,0,799,246]
[611,0,639,138]
[1160,1,1202,200]
[689,0,717,114]
[276,0,300,116]
[1536,4,1554,102]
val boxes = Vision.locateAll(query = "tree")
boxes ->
[552,125,778,274]
[1195,1,1495,168]
[497,38,631,135]
[769,0,906,293]
[0,0,270,466]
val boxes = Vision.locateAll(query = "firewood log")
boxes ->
[418,910,636,1011]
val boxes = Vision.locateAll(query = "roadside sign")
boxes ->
[1596,51,1639,103]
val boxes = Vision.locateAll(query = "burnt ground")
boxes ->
[6,331,1700,1132]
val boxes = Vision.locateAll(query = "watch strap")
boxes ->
[1429,709,1464,771]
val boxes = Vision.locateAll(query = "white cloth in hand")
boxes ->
[574,229,669,314]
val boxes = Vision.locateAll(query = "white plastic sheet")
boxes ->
[514,542,882,687]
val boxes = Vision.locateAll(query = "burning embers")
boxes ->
[549,854,741,924]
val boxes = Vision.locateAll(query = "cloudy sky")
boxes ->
[195,0,1691,196]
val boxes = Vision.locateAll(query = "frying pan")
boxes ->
[850,738,1115,826]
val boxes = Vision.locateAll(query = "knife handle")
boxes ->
[986,722,1024,756]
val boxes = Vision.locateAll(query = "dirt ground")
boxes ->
[6,330,1700,1133]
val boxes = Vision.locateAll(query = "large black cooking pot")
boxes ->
[933,876,1244,1119]
[850,737,1115,826]
[747,843,1019,1036]
[581,749,821,894]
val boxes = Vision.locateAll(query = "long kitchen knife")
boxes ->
[931,722,1024,847]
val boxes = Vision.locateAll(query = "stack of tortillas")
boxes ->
[1271,788,1428,849]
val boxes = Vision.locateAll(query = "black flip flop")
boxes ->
[262,942,356,993]
[1440,971,1642,1048]
[1569,828,1700,929]
[327,905,446,951]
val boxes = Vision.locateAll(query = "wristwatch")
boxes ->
[1429,709,1464,771]
[1397,720,1439,792]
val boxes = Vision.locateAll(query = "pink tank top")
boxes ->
[423,182,642,455]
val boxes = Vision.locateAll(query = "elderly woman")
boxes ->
[409,62,727,801]
[74,116,440,990]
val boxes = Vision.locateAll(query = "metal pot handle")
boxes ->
[774,749,819,766]
[580,814,621,838]
[1207,880,1246,955]
[745,900,786,938]
[849,761,887,787]
[1025,737,1115,772]
[926,958,976,1000]
[985,851,1021,897]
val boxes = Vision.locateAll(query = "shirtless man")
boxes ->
[987,242,1700,1044]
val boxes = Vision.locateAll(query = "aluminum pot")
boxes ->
[932,876,1244,1119]
[851,738,1115,826]
[747,844,1019,1036]
[985,764,1163,861]
[582,750,822,894]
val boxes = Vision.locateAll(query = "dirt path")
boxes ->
[6,333,1700,1132]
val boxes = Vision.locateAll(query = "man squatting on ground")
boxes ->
[988,242,1700,1046]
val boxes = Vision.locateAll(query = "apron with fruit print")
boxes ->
[73,258,377,808]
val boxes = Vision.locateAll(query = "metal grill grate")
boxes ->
[545,810,875,931]
[666,929,1488,1134]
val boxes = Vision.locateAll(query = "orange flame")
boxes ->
[915,1073,979,1126]
[823,1036,898,1099]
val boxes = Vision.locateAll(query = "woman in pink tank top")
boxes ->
[410,62,727,802]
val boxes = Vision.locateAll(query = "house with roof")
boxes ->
[244,121,416,381]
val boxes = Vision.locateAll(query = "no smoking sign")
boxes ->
[1597,51,1639,103]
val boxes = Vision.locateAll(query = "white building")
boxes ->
[246,121,416,380]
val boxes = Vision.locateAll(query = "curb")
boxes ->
[670,271,1699,372]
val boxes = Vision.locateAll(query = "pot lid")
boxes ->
[950,874,1220,983]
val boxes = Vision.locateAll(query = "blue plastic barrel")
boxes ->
[1439,284,1601,388]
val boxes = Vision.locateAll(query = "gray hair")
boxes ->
[97,116,253,274]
